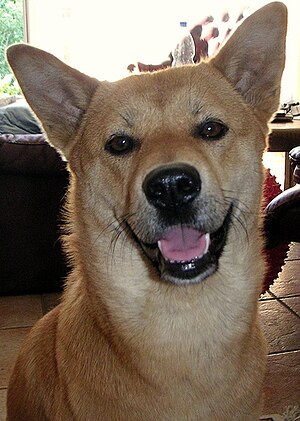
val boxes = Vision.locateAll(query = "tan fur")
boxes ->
[6,3,287,420]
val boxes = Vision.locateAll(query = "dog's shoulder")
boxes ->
[7,305,61,420]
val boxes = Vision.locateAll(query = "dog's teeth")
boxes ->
[204,233,210,255]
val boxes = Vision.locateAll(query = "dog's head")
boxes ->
[7,3,287,287]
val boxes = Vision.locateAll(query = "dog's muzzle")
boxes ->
[133,163,232,286]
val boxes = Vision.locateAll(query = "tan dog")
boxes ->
[6,3,287,420]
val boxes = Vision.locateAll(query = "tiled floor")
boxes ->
[260,243,300,417]
[0,245,299,421]
[0,293,61,420]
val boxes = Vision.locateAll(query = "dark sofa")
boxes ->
[0,100,69,295]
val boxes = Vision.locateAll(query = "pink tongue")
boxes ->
[158,227,209,262]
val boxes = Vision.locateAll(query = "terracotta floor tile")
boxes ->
[0,295,43,330]
[0,327,30,389]
[259,297,300,353]
[41,292,61,315]
[285,242,300,261]
[0,388,7,421]
[280,296,300,319]
[269,258,300,298]
[263,350,300,415]
[260,291,273,300]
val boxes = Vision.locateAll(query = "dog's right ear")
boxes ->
[7,44,99,157]
[211,2,287,122]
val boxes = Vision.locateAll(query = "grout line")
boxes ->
[0,325,34,332]
[268,349,300,356]
[260,293,300,301]
[267,289,300,319]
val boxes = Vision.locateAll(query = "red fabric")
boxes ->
[262,169,289,293]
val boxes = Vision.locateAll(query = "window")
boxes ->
[24,0,300,104]
[0,0,24,95]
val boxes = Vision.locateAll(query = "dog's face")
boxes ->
[7,3,287,286]
[78,66,260,285]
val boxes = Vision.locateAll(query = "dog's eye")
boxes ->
[105,135,137,155]
[195,120,228,140]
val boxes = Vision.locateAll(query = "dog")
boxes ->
[6,3,287,420]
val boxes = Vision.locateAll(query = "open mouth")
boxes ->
[131,205,233,286]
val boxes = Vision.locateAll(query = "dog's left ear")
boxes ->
[7,44,99,157]
[211,2,287,121]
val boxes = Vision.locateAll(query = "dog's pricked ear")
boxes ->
[211,2,287,121]
[7,44,99,156]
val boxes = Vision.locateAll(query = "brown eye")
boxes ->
[195,120,228,140]
[105,135,138,155]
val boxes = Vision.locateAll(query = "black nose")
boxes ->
[142,164,201,210]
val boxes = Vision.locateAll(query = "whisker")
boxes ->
[107,212,140,268]
[222,194,250,243]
